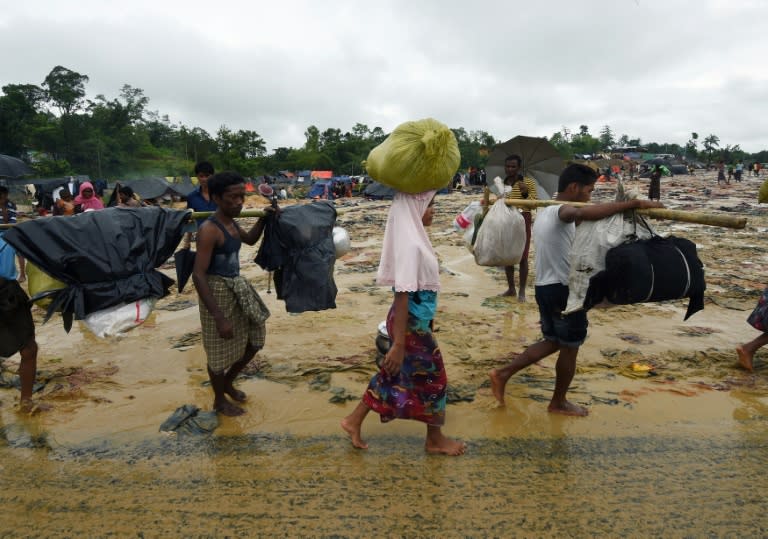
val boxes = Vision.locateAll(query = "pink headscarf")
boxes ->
[74,181,105,211]
[376,190,440,292]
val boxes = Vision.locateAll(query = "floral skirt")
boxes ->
[363,306,447,426]
[747,287,768,332]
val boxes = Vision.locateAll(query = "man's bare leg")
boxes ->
[18,339,38,412]
[224,344,257,402]
[425,425,466,456]
[737,332,768,372]
[547,346,588,416]
[208,367,245,416]
[501,266,516,297]
[489,340,560,405]
[518,258,529,303]
[341,401,371,449]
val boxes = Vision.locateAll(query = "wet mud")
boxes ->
[1,171,768,536]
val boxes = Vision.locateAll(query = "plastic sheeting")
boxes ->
[255,201,337,313]
[3,207,190,328]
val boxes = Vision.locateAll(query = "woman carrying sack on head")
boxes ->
[341,190,466,456]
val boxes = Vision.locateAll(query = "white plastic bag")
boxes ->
[83,298,158,338]
[332,226,351,258]
[473,198,526,266]
[453,201,483,232]
[564,183,654,314]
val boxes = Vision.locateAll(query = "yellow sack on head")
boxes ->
[365,118,460,193]
[27,262,66,309]
[759,179,768,203]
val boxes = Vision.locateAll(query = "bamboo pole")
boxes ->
[503,198,747,229]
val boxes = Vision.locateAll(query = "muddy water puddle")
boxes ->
[2,420,768,537]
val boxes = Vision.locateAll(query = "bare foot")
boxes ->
[425,435,466,456]
[214,400,245,416]
[19,399,52,414]
[499,289,516,298]
[340,417,368,449]
[225,386,247,402]
[548,400,589,416]
[489,368,507,405]
[736,346,754,372]
[517,293,526,303]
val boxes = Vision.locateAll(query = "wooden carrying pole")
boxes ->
[504,198,747,229]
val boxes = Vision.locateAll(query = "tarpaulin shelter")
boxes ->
[311,170,333,179]
[3,207,190,330]
[119,177,195,201]
[363,180,396,200]
[307,180,335,200]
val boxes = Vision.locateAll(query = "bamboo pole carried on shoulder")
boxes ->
[503,198,747,229]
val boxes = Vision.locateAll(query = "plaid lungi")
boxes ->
[199,275,266,373]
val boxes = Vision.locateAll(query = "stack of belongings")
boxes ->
[365,118,460,194]
[564,182,705,321]
[255,201,338,313]
[3,207,190,335]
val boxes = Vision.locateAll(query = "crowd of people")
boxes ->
[1,158,767,457]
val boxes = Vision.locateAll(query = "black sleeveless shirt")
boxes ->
[206,216,241,278]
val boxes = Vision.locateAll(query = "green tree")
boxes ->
[0,84,46,156]
[598,125,615,150]
[42,66,89,116]
[703,134,720,164]
[685,132,699,161]
[304,125,320,153]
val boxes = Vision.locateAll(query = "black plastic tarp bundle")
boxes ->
[3,207,190,329]
[255,201,337,313]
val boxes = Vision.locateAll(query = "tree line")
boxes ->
[1,66,766,180]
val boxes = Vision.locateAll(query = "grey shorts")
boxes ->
[535,284,587,348]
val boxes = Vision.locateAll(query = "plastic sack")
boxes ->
[26,262,66,309]
[332,227,351,258]
[83,297,157,338]
[759,179,768,203]
[463,212,484,251]
[365,118,460,193]
[453,201,482,232]
[472,198,525,266]
[564,210,653,314]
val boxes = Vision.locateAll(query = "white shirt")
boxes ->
[532,204,575,286]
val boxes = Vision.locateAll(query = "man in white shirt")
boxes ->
[489,164,663,416]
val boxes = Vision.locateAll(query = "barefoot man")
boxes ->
[501,154,537,302]
[490,164,663,416]
[192,171,272,416]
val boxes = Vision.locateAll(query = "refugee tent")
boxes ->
[118,177,195,201]
[363,179,396,199]
[307,179,335,200]
[311,170,333,179]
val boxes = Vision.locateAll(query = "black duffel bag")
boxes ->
[586,235,705,320]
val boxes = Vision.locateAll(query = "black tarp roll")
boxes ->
[3,207,190,325]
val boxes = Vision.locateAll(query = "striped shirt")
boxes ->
[505,176,538,212]
[2,201,17,224]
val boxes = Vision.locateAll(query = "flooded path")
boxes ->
[2,172,768,536]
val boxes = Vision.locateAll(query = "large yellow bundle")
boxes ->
[759,179,768,203]
[365,118,460,193]
[27,262,66,308]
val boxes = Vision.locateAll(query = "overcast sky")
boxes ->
[1,0,766,152]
